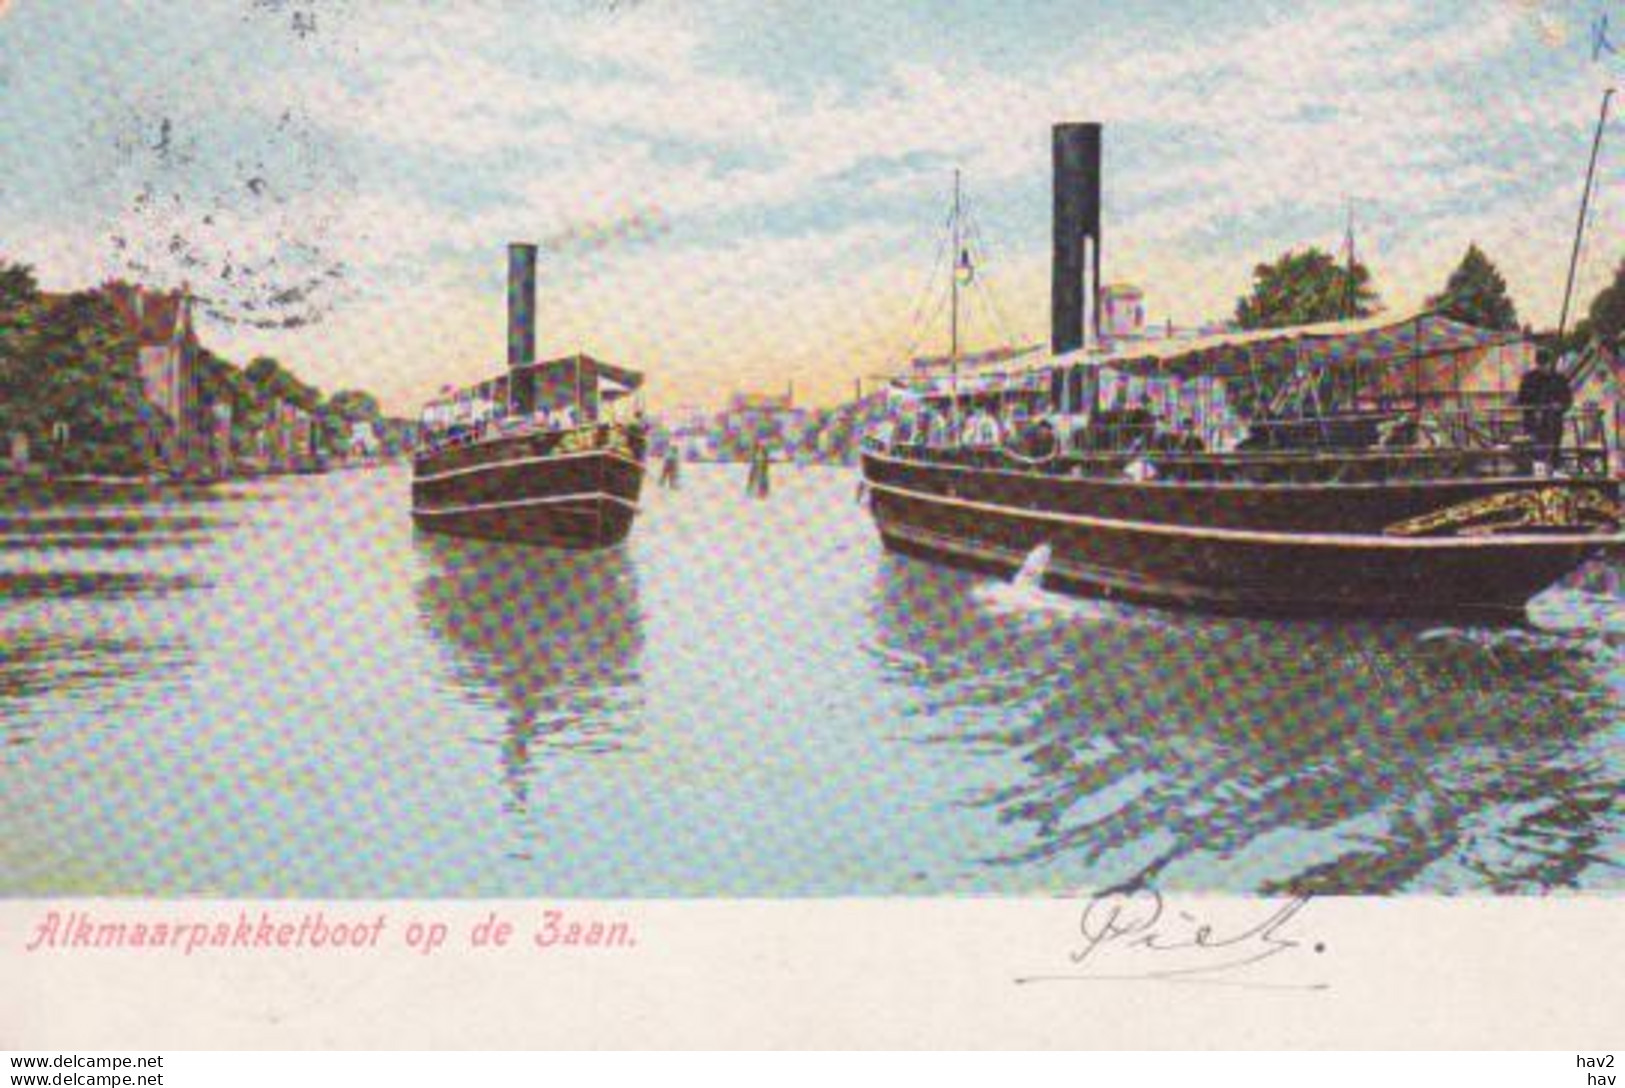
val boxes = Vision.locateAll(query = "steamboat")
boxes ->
[411,245,647,549]
[860,123,1623,620]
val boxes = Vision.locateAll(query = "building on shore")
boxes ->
[264,399,316,472]
[28,282,207,475]
[1100,283,1146,341]
[663,403,718,461]
[717,388,802,458]
[98,282,208,474]
[347,420,381,459]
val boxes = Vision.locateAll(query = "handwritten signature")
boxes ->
[1016,888,1328,991]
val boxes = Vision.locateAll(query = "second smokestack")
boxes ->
[1051,122,1102,355]
[507,242,538,369]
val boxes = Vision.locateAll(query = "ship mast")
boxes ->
[949,169,963,431]
[1558,87,1615,345]
[1342,197,1357,321]
[950,168,962,361]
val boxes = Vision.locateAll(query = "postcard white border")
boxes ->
[2,895,1618,1049]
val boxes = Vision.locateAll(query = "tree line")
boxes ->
[0,259,398,475]
[1234,240,1625,351]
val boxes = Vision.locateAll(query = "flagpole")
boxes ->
[950,169,962,437]
[951,169,961,361]
[1343,196,1357,321]
[1558,87,1615,345]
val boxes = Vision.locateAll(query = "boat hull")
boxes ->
[412,425,646,549]
[862,449,1622,620]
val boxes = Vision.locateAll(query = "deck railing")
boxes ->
[417,418,632,457]
[867,406,1612,483]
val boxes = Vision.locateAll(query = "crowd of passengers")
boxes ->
[420,403,592,450]
[872,347,1582,465]
[873,397,1209,460]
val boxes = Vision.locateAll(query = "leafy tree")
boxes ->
[1235,247,1380,330]
[0,260,38,315]
[0,261,43,435]
[1578,255,1625,348]
[1,261,400,474]
[2,264,162,473]
[1426,244,1519,330]
[324,389,381,421]
[316,388,383,453]
[24,291,161,474]
[245,355,320,413]
[195,348,261,457]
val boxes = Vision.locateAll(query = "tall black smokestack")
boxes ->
[507,242,538,369]
[1051,122,1102,354]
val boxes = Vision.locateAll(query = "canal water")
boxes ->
[2,465,1621,896]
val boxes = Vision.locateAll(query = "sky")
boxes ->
[2,0,1624,414]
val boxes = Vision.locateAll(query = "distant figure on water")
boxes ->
[659,442,682,490]
[1517,347,1573,472]
[746,440,772,498]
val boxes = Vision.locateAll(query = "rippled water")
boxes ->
[1,465,1621,896]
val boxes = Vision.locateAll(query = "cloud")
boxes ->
[259,0,1625,402]
[5,0,1618,412]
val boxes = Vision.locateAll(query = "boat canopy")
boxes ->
[1042,311,1527,379]
[421,353,644,430]
[908,344,1046,372]
[511,354,644,399]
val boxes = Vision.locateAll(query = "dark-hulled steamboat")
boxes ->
[860,124,1622,620]
[411,245,647,549]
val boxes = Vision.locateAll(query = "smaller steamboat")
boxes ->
[411,245,647,549]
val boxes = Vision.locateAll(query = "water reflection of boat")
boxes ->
[868,555,1623,894]
[414,533,644,813]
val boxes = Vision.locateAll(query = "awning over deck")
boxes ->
[422,353,644,414]
[1044,312,1528,379]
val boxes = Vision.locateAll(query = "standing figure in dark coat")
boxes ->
[1516,349,1573,470]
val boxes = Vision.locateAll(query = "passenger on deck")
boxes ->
[1019,417,1059,460]
[1517,347,1573,471]
[1122,396,1156,451]
[927,411,953,447]
[961,407,1001,448]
